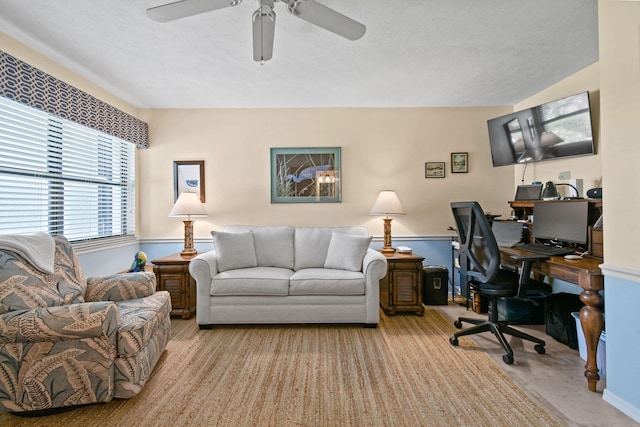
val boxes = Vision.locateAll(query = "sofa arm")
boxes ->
[363,249,387,287]
[86,272,157,302]
[0,301,119,344]
[362,249,387,325]
[188,250,219,289]
[189,250,218,281]
[189,250,218,324]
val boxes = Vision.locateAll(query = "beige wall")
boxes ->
[138,106,515,240]
[599,0,640,269]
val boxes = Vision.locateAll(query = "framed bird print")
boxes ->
[270,147,341,203]
[174,160,205,202]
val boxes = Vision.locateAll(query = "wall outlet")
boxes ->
[558,171,571,180]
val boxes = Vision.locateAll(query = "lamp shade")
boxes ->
[370,190,406,216]
[169,192,208,218]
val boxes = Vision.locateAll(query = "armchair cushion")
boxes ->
[86,272,157,302]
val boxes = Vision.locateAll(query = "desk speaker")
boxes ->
[587,187,602,199]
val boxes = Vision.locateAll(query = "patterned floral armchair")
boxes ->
[0,234,171,415]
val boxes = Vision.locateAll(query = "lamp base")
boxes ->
[181,220,197,258]
[381,217,395,255]
[180,248,197,258]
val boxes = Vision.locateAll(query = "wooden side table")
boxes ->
[151,253,196,320]
[379,252,425,316]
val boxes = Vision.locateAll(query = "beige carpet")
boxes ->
[0,309,561,426]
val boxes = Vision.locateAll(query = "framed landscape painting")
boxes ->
[425,162,445,178]
[451,152,469,173]
[271,147,341,203]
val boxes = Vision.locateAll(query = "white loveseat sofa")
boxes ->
[189,225,387,328]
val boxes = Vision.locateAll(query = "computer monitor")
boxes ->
[532,200,589,245]
[515,184,543,201]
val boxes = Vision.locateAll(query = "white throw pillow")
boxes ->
[212,231,258,272]
[324,232,373,272]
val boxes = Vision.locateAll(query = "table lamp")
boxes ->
[370,190,406,254]
[169,192,208,257]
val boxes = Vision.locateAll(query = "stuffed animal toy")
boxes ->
[129,251,148,272]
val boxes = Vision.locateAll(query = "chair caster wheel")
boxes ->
[454,320,462,329]
[534,344,546,354]
[502,354,514,364]
[450,336,459,346]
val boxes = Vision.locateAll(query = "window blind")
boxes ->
[0,96,136,245]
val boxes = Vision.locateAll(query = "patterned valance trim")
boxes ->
[0,51,149,148]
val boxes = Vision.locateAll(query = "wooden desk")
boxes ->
[501,247,604,392]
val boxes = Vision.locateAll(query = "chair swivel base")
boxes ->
[450,316,546,364]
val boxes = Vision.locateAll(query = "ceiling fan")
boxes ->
[146,0,366,63]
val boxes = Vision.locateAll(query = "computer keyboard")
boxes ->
[517,243,576,256]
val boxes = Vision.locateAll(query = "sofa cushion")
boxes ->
[294,226,368,271]
[289,268,365,296]
[253,226,295,269]
[324,232,372,272]
[211,267,292,296]
[212,231,258,272]
[223,225,295,269]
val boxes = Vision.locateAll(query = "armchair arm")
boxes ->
[509,254,550,298]
[0,301,118,344]
[86,272,157,302]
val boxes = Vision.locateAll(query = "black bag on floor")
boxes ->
[545,292,584,349]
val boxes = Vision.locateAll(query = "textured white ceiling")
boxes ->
[0,0,598,109]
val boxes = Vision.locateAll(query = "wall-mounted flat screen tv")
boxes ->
[487,91,595,167]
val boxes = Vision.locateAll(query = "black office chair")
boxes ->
[449,201,552,364]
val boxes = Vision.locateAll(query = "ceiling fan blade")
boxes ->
[252,6,276,62]
[146,0,241,23]
[286,0,366,41]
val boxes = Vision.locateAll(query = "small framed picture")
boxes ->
[174,160,205,202]
[425,162,445,178]
[451,152,468,173]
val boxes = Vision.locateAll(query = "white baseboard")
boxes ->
[603,389,640,424]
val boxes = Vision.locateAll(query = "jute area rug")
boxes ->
[0,309,561,427]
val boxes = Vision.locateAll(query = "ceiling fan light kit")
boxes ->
[147,0,366,62]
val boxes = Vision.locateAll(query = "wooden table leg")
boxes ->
[579,289,604,392]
